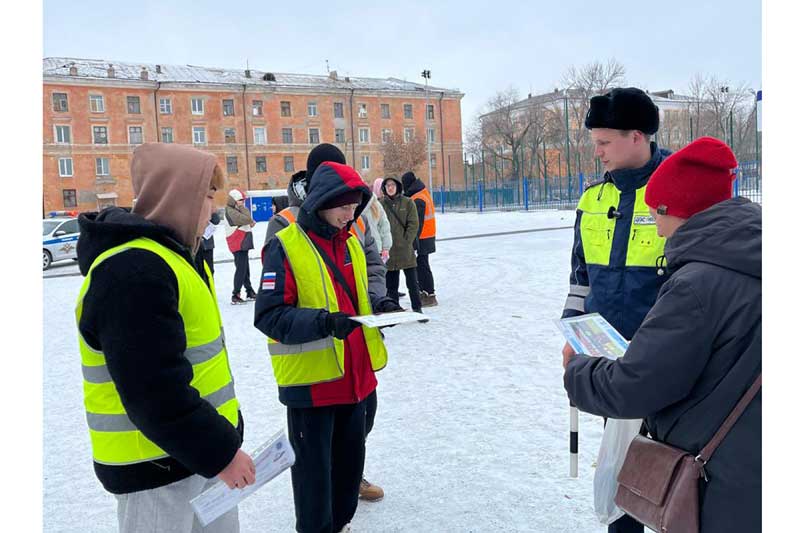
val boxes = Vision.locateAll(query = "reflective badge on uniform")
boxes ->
[262,272,276,290]
[633,215,656,225]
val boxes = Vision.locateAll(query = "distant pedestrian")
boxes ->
[225,188,257,304]
[197,209,221,275]
[381,177,424,315]
[402,171,438,307]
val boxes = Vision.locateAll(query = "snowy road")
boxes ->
[44,210,608,532]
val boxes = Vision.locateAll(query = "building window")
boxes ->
[359,128,370,144]
[253,127,266,145]
[159,98,172,114]
[284,156,294,172]
[280,101,291,117]
[161,127,173,143]
[58,158,73,177]
[404,127,414,142]
[63,189,77,208]
[382,129,392,143]
[52,92,68,112]
[193,126,206,145]
[255,156,267,173]
[127,96,141,114]
[252,100,263,116]
[226,156,238,174]
[381,103,390,119]
[334,102,344,118]
[282,128,293,144]
[335,129,346,143]
[224,128,236,144]
[92,126,108,145]
[358,103,367,119]
[95,157,110,176]
[309,128,320,144]
[128,126,143,145]
[308,102,318,117]
[426,104,435,120]
[55,125,71,144]
[222,99,235,116]
[361,155,370,170]
[191,97,204,115]
[427,127,436,144]
[404,104,413,119]
[89,94,105,113]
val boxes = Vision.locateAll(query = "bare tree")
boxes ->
[477,86,537,182]
[379,134,428,177]
[560,59,626,176]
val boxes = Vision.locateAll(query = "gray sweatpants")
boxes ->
[115,475,239,533]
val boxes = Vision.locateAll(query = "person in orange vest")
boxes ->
[401,171,438,307]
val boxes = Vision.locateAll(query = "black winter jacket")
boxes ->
[564,197,761,533]
[77,207,244,494]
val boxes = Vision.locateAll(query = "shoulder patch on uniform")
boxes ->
[262,272,276,290]
[633,215,656,225]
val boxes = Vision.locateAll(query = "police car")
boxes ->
[43,211,80,270]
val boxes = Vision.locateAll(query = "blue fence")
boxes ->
[434,159,761,213]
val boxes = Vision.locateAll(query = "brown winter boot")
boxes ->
[359,478,384,502]
[421,291,438,307]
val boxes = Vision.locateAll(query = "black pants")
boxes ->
[416,253,435,294]
[386,268,422,312]
[608,514,644,533]
[365,390,377,438]
[287,401,367,533]
[232,250,253,295]
[202,248,214,275]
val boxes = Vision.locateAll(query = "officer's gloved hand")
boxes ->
[324,311,359,339]
[375,297,404,313]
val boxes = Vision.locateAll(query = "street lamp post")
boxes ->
[422,69,433,190]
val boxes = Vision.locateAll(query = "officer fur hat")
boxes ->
[585,87,660,135]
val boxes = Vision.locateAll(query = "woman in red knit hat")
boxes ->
[564,137,762,533]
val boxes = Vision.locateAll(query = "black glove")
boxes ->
[324,311,359,339]
[375,297,404,313]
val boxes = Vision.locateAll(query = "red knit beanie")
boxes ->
[645,137,738,219]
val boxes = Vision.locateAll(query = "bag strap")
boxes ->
[697,373,761,464]
[383,199,408,232]
[309,239,359,313]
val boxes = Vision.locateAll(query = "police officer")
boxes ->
[560,88,671,533]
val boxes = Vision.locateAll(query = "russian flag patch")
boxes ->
[262,272,276,291]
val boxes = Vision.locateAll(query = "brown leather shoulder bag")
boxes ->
[614,374,761,533]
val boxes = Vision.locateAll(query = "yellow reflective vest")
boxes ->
[76,237,239,466]
[267,223,388,387]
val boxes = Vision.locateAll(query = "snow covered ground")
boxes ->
[44,209,612,532]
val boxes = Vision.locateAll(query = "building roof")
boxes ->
[480,88,697,120]
[43,57,463,97]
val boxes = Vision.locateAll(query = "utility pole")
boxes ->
[422,69,433,189]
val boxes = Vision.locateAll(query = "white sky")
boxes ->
[43,0,761,135]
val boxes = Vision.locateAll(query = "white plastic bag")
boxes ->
[593,418,643,525]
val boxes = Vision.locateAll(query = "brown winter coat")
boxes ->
[380,177,418,270]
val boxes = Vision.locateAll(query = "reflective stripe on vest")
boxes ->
[277,207,298,225]
[75,237,239,466]
[349,217,366,244]
[577,184,665,268]
[267,223,388,387]
[411,189,436,239]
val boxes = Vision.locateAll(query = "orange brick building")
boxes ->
[43,58,465,213]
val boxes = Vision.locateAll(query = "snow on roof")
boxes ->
[43,57,463,97]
